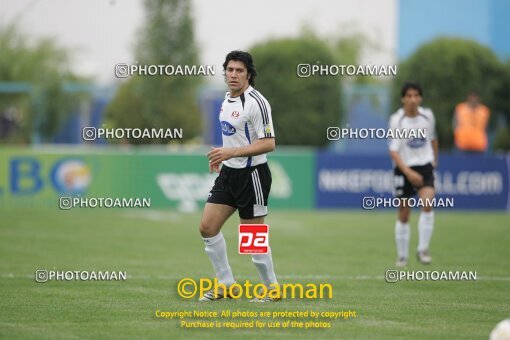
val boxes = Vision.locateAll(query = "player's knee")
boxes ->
[399,216,410,223]
[199,220,217,237]
[398,209,410,223]
[422,206,433,213]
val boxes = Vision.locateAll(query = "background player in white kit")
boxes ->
[388,82,439,267]
[199,50,279,302]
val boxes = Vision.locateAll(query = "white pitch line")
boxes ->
[2,273,510,281]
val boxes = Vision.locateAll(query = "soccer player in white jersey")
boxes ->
[388,81,439,267]
[199,50,279,302]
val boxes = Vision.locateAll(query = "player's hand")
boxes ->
[207,147,236,166]
[406,170,424,187]
[432,160,438,169]
[209,162,220,173]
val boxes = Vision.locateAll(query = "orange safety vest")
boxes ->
[454,102,490,151]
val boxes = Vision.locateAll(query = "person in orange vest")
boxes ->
[453,91,490,153]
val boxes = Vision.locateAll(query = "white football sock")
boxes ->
[202,232,235,286]
[418,211,435,252]
[251,248,278,289]
[395,221,410,259]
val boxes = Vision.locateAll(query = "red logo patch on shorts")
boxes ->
[238,224,269,254]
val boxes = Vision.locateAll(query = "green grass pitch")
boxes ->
[1,207,509,339]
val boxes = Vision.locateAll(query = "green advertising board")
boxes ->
[0,147,314,210]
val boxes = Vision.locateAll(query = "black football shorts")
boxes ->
[207,162,272,219]
[393,162,435,199]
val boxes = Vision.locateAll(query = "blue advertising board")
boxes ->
[316,152,510,210]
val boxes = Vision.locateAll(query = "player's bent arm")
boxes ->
[207,138,275,166]
[390,150,413,177]
[234,137,275,157]
[390,150,424,186]
[431,139,439,168]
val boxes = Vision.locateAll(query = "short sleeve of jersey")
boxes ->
[388,113,401,152]
[425,108,437,140]
[249,96,275,139]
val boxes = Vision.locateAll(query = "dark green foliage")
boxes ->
[105,0,202,144]
[250,36,342,146]
[0,24,83,143]
[393,38,506,149]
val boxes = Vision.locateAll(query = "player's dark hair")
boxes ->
[401,81,423,97]
[223,50,257,86]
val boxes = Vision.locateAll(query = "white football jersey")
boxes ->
[388,106,436,167]
[219,86,275,168]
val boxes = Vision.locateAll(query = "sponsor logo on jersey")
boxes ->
[264,123,272,134]
[221,121,236,136]
[231,111,240,118]
[406,137,427,148]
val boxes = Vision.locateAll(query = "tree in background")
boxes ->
[330,29,385,86]
[250,33,342,147]
[0,23,82,143]
[105,0,202,144]
[393,37,507,150]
